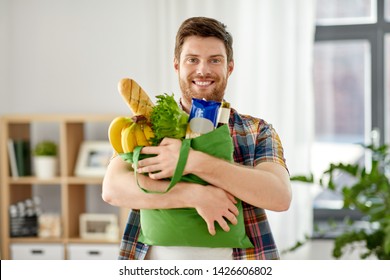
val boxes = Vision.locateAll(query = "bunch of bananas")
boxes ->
[108,78,156,153]
[108,115,155,153]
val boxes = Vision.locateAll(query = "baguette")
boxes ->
[118,78,154,118]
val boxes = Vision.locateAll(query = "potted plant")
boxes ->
[290,144,390,260]
[32,140,58,179]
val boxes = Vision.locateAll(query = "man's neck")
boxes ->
[179,98,191,114]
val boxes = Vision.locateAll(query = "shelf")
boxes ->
[67,238,120,244]
[10,237,64,244]
[2,114,118,123]
[8,176,104,185]
[66,176,104,185]
[0,114,125,260]
[8,176,62,185]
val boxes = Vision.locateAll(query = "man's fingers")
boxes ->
[207,212,238,235]
[139,146,160,155]
[225,212,238,225]
[207,222,216,236]
[226,193,237,204]
[229,203,239,217]
[217,218,230,232]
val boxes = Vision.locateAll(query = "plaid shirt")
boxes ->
[118,108,288,260]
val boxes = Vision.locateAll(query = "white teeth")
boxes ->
[195,81,212,86]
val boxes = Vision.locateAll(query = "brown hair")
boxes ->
[174,17,233,63]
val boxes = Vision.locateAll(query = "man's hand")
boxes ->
[192,185,239,236]
[135,138,182,179]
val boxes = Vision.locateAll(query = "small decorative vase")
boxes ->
[33,156,57,179]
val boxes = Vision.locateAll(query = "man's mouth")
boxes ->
[193,80,214,87]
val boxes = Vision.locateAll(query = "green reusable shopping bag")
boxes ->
[119,125,253,248]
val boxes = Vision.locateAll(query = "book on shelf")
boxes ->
[7,139,32,177]
[7,139,18,177]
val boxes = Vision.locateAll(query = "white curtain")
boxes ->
[148,0,317,253]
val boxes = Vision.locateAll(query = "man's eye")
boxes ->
[187,58,198,63]
[210,59,221,64]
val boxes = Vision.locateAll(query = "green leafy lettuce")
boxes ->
[150,93,188,145]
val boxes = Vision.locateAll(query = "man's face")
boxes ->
[174,36,234,112]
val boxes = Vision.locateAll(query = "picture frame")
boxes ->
[75,141,112,177]
[79,213,118,240]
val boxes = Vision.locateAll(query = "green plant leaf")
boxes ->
[384,222,390,255]
[33,141,57,156]
[290,174,314,183]
[285,143,390,259]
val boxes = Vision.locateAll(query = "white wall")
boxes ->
[2,0,175,115]
[0,0,282,117]
[0,0,10,115]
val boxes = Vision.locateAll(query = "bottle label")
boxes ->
[217,107,230,125]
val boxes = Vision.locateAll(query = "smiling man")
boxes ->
[175,35,232,109]
[102,16,291,260]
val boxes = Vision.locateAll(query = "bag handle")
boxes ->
[132,138,192,194]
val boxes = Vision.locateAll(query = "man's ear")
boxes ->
[174,58,179,73]
[228,60,234,76]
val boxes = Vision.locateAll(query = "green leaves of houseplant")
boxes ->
[33,140,57,156]
[291,144,390,259]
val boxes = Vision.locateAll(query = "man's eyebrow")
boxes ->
[183,54,225,58]
[183,53,200,57]
[209,55,225,58]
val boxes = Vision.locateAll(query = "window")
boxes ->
[314,41,369,144]
[312,0,390,235]
[316,0,377,25]
[312,41,370,179]
[386,0,390,142]
[386,34,390,142]
[314,0,390,172]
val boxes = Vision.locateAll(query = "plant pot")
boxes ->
[33,156,57,179]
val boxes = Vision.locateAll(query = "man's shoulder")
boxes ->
[230,108,269,128]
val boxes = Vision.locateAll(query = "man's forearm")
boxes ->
[102,156,197,210]
[186,150,292,211]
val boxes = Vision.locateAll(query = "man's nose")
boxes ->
[196,61,211,76]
